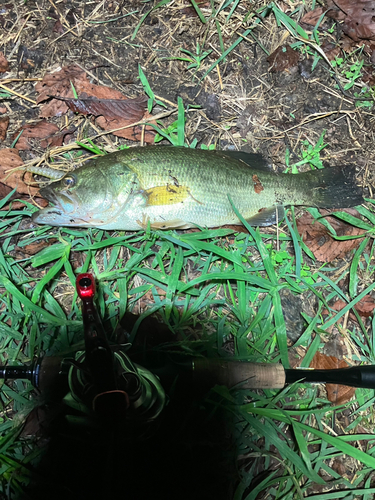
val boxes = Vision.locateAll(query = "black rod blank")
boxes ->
[285,365,375,389]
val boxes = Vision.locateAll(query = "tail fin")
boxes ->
[300,165,363,208]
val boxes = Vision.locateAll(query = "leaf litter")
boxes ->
[329,296,375,320]
[12,120,72,151]
[296,209,366,262]
[303,0,375,57]
[35,64,154,142]
[310,351,356,404]
[0,52,9,73]
[0,148,47,207]
[0,115,9,142]
[267,44,300,73]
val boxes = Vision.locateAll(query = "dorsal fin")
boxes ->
[218,150,272,171]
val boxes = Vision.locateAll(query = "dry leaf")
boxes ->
[296,209,365,262]
[0,52,9,73]
[0,116,9,142]
[36,65,117,116]
[0,182,13,200]
[0,148,24,170]
[95,113,155,143]
[327,0,375,41]
[21,406,48,438]
[301,7,325,26]
[362,65,375,86]
[310,352,356,404]
[330,295,375,319]
[35,64,154,142]
[267,45,299,72]
[56,95,147,121]
[331,458,347,477]
[0,148,39,196]
[17,239,58,256]
[321,40,342,61]
[53,20,65,34]
[12,120,71,151]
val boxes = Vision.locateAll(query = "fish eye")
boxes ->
[62,175,76,188]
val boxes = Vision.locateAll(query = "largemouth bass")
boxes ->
[32,147,363,230]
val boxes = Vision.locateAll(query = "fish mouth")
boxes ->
[39,186,78,214]
[32,186,88,227]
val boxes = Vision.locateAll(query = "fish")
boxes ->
[31,146,363,230]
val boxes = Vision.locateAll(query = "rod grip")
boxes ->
[192,359,286,389]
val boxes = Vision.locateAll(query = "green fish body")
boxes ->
[32,147,363,230]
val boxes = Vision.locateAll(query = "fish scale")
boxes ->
[32,146,363,230]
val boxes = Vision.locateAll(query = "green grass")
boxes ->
[1,113,374,497]
[1,181,374,498]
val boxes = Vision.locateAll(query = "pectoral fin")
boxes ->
[150,219,190,230]
[245,206,285,226]
[136,214,190,230]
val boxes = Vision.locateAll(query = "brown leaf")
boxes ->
[17,239,58,256]
[331,458,347,477]
[58,95,147,121]
[0,107,7,114]
[12,120,70,151]
[345,15,375,42]
[0,148,39,196]
[267,45,300,73]
[44,128,75,148]
[330,295,375,319]
[35,64,153,142]
[21,406,48,438]
[310,352,356,404]
[0,52,9,73]
[301,7,325,26]
[95,110,155,143]
[0,182,13,199]
[321,40,342,61]
[327,0,375,41]
[53,19,65,34]
[0,148,24,170]
[327,298,355,322]
[37,65,134,111]
[296,209,365,262]
[362,65,375,86]
[0,116,9,142]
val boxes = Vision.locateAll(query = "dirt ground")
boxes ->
[1,0,375,498]
[1,0,374,175]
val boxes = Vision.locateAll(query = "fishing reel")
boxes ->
[64,274,165,425]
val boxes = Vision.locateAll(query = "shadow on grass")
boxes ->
[23,313,237,500]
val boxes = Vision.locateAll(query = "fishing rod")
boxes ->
[1,273,375,416]
[3,351,375,395]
